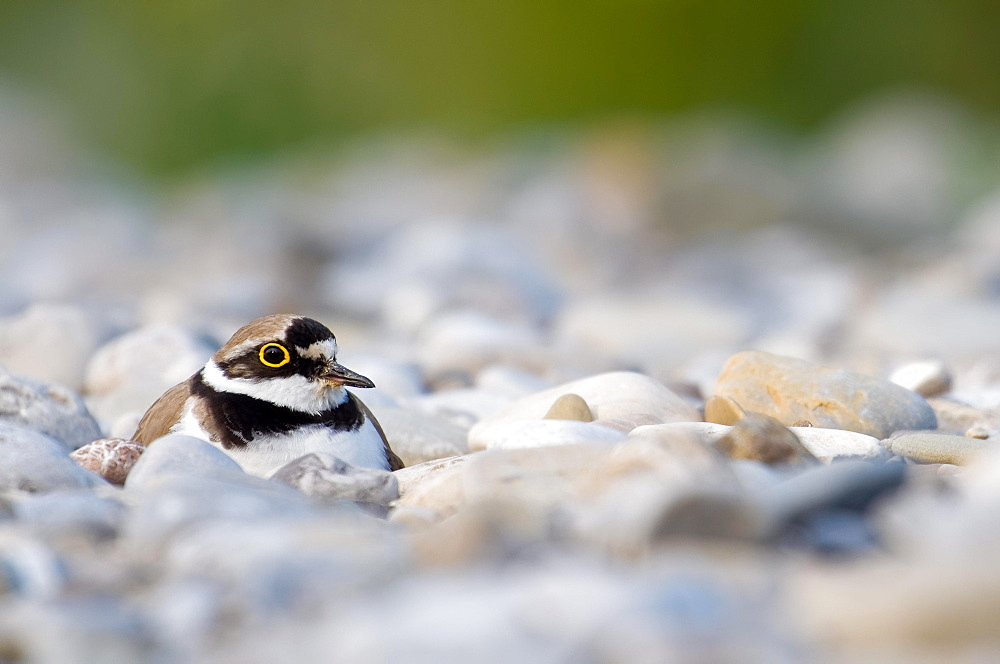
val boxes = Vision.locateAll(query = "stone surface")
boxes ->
[0,422,105,492]
[0,302,119,391]
[367,406,469,466]
[714,351,937,438]
[791,427,888,462]
[0,369,103,450]
[468,419,626,451]
[926,397,1000,437]
[124,434,246,490]
[704,395,746,425]
[469,371,700,451]
[271,452,399,509]
[542,393,594,422]
[83,323,216,424]
[883,432,994,465]
[714,413,815,465]
[889,359,952,397]
[70,438,145,485]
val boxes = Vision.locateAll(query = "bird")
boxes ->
[133,314,403,476]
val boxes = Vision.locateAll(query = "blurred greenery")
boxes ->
[0,0,997,177]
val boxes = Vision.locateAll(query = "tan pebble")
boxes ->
[713,413,815,465]
[69,438,145,485]
[704,395,746,425]
[542,393,594,422]
[791,420,813,427]
[965,426,989,440]
[885,433,993,465]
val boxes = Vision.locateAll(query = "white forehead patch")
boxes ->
[297,338,338,361]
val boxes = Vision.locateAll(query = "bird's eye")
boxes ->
[259,343,290,368]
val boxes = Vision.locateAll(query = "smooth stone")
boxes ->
[762,459,907,529]
[83,323,216,424]
[714,351,937,438]
[0,302,118,391]
[414,388,517,430]
[889,360,952,397]
[416,311,548,378]
[13,490,125,541]
[468,419,625,451]
[393,455,468,498]
[0,423,105,492]
[0,369,103,450]
[366,407,469,465]
[469,371,700,451]
[542,393,593,422]
[714,413,815,465]
[704,395,746,425]
[70,438,145,485]
[0,539,68,600]
[124,434,246,490]
[926,397,1000,437]
[791,427,888,462]
[271,453,399,510]
[883,433,994,465]
[629,421,731,447]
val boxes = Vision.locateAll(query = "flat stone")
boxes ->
[271,453,399,511]
[469,371,700,451]
[714,413,815,465]
[70,438,145,485]
[791,427,888,462]
[0,369,103,450]
[542,393,593,422]
[714,351,937,438]
[883,432,994,465]
[0,422,105,492]
[13,490,126,542]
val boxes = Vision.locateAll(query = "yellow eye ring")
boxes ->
[259,343,290,368]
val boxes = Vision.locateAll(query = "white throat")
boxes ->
[200,360,349,413]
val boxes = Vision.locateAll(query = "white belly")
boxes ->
[173,407,389,477]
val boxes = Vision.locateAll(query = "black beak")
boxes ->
[321,362,375,389]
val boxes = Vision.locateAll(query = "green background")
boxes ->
[1,0,996,177]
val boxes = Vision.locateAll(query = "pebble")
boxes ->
[791,427,889,462]
[889,359,952,397]
[13,490,126,542]
[542,393,594,422]
[366,406,469,465]
[271,452,399,513]
[0,303,119,391]
[926,397,1000,437]
[468,419,625,451]
[714,350,937,438]
[882,432,994,465]
[70,438,145,485]
[83,323,216,424]
[124,434,247,489]
[714,413,815,465]
[703,394,746,425]
[469,371,700,451]
[0,369,103,450]
[0,422,105,492]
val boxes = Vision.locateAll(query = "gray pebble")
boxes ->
[0,422,105,493]
[272,453,399,514]
[0,369,103,450]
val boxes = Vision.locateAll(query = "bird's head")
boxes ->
[201,314,374,413]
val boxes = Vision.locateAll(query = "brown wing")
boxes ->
[133,382,192,445]
[352,394,404,471]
